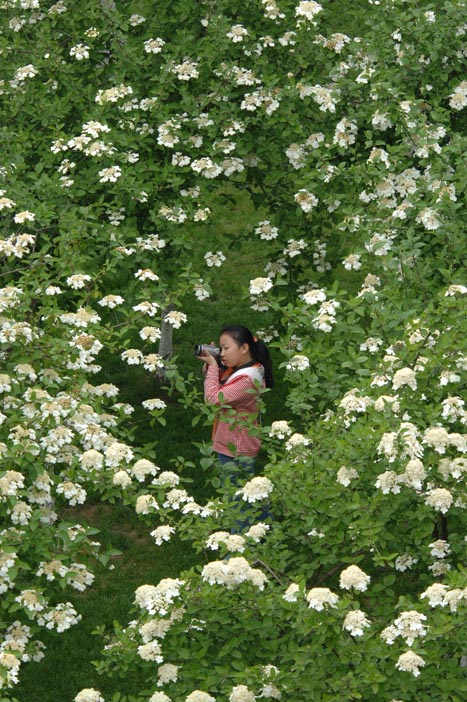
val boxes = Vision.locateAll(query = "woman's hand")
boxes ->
[196,342,218,368]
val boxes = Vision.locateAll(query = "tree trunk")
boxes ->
[156,304,174,382]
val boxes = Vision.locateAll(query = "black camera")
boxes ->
[194,344,220,357]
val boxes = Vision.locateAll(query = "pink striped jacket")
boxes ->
[204,363,265,458]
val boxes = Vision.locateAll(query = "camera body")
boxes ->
[194,344,220,358]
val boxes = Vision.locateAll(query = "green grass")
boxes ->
[14,503,198,702]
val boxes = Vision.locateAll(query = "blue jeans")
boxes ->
[217,453,271,532]
[217,452,256,480]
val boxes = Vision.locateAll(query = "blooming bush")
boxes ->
[2,0,467,700]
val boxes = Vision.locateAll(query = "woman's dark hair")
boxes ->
[220,324,274,388]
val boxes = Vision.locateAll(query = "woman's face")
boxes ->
[219,333,252,368]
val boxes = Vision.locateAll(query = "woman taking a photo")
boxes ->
[197,324,274,469]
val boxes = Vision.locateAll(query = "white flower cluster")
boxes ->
[236,476,273,503]
[269,420,293,439]
[306,587,339,611]
[205,531,246,553]
[336,465,358,487]
[301,288,340,333]
[69,44,90,60]
[37,602,81,632]
[95,83,133,104]
[339,390,373,423]
[381,610,427,646]
[164,311,187,329]
[151,526,176,546]
[295,1,323,23]
[144,37,165,54]
[395,650,425,677]
[254,220,279,240]
[74,689,105,702]
[249,277,273,297]
[202,557,267,590]
[343,609,371,637]
[395,554,418,572]
[377,422,423,464]
[333,118,358,149]
[339,565,370,592]
[449,80,467,110]
[227,24,248,42]
[294,189,318,213]
[171,59,199,81]
[134,579,184,616]
[204,251,226,267]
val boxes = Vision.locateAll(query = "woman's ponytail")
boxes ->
[252,338,274,388]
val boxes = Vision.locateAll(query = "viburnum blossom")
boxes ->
[250,277,273,296]
[164,311,187,328]
[98,294,124,308]
[157,663,179,686]
[339,565,370,592]
[445,284,467,296]
[172,59,199,81]
[135,494,159,515]
[395,554,418,572]
[343,254,361,270]
[294,189,318,212]
[286,354,310,371]
[336,466,358,486]
[138,640,163,662]
[204,251,226,267]
[144,37,165,54]
[151,525,176,545]
[402,459,426,490]
[306,587,339,611]
[301,288,326,305]
[236,476,273,503]
[229,685,255,702]
[283,583,301,602]
[424,487,453,514]
[14,210,35,223]
[227,24,248,42]
[142,398,167,410]
[255,220,279,240]
[185,692,216,702]
[69,44,90,60]
[269,420,292,439]
[206,532,246,553]
[295,1,323,23]
[423,426,450,453]
[391,611,427,646]
[121,349,143,365]
[285,433,311,451]
[375,471,401,495]
[202,557,267,590]
[245,523,270,542]
[74,689,104,702]
[343,610,371,637]
[131,458,159,482]
[98,165,122,183]
[392,367,417,391]
[66,273,92,289]
[449,81,467,110]
[429,540,450,559]
[395,650,425,677]
[112,470,132,488]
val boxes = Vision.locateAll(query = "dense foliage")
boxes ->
[1,0,467,700]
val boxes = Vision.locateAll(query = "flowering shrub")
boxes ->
[2,0,467,700]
